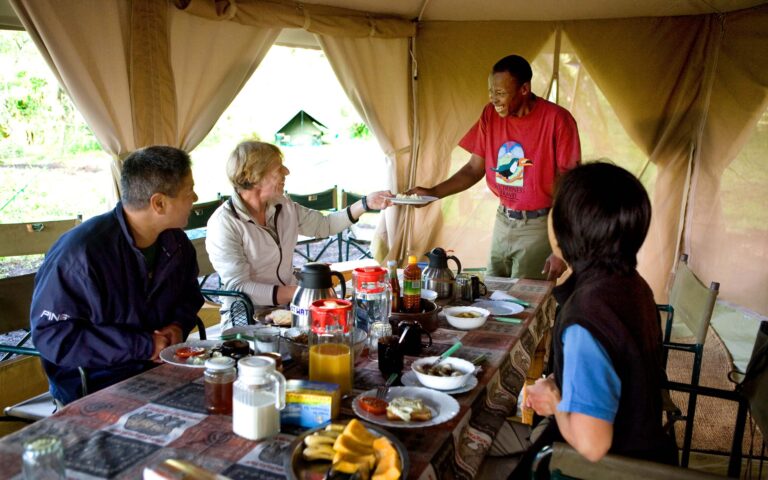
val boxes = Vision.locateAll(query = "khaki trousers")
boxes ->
[487,209,551,280]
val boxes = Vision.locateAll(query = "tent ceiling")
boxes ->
[1,0,766,30]
[298,0,767,20]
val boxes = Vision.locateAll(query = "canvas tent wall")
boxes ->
[3,0,767,319]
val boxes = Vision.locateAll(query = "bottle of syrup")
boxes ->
[402,255,422,313]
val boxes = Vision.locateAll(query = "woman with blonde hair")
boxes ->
[206,141,393,327]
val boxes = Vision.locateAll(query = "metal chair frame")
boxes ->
[200,289,255,328]
[340,190,375,260]
[288,186,343,262]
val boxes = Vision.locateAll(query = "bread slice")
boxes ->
[385,397,432,422]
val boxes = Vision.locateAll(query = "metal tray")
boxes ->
[284,419,409,480]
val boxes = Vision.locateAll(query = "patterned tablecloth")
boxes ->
[0,278,554,480]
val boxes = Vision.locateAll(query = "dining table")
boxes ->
[0,277,555,480]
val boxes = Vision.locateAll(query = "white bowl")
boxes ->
[420,289,438,302]
[443,306,490,330]
[411,356,475,391]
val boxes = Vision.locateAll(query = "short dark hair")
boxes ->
[492,55,533,85]
[120,146,192,209]
[551,162,651,275]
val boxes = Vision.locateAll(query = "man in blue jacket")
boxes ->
[30,146,205,405]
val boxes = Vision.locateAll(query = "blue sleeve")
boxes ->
[558,324,621,423]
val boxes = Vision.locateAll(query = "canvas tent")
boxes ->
[2,0,767,319]
[275,110,327,146]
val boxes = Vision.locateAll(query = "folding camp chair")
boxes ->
[288,186,343,262]
[657,253,720,467]
[185,196,225,231]
[340,190,375,260]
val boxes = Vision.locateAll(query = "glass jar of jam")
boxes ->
[204,356,236,414]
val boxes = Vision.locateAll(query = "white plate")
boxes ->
[159,340,221,368]
[352,386,460,429]
[391,195,438,205]
[472,300,525,316]
[401,370,478,395]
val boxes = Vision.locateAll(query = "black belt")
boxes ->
[500,206,550,220]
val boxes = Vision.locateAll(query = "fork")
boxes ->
[377,373,398,399]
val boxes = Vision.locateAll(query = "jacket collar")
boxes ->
[229,190,286,225]
[114,202,179,254]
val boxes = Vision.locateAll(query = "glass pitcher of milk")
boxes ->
[232,356,286,440]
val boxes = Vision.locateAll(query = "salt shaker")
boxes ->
[22,435,66,480]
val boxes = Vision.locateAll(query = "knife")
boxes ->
[494,316,523,324]
[495,298,531,308]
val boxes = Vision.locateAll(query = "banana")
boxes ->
[303,444,335,462]
[316,429,341,439]
[304,433,336,447]
[326,423,345,432]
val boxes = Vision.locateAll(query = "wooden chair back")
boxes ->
[0,216,82,257]
[0,274,36,333]
[542,442,724,479]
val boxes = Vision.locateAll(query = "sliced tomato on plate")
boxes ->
[357,396,389,415]
[174,346,206,358]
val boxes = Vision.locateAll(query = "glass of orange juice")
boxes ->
[309,343,352,394]
[308,299,354,395]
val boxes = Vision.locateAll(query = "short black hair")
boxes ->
[120,146,192,209]
[492,55,533,85]
[551,162,651,275]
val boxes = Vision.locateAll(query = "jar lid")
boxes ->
[23,436,62,458]
[408,255,418,264]
[205,356,236,371]
[238,356,275,376]
[354,266,386,281]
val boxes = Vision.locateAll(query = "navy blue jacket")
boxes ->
[30,204,204,404]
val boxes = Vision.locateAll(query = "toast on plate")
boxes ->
[385,397,432,422]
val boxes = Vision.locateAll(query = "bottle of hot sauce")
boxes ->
[387,259,401,313]
[402,256,422,313]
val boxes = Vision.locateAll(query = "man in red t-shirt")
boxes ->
[408,55,581,280]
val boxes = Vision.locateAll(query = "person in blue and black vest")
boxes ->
[519,162,677,476]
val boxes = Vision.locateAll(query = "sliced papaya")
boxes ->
[332,459,371,480]
[372,465,401,480]
[343,418,377,445]
[333,432,374,456]
[333,451,377,471]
